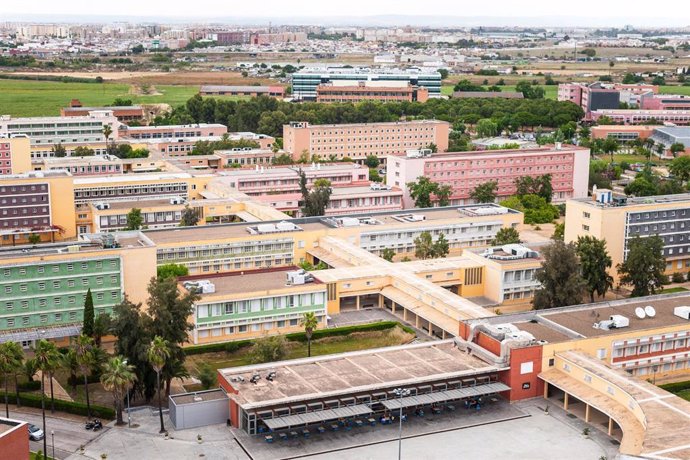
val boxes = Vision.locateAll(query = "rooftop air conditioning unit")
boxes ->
[609,315,630,329]
[286,269,314,285]
[674,306,690,320]
[170,196,184,205]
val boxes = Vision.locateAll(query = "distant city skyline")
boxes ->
[1,0,689,27]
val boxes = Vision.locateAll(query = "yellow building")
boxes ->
[566,192,690,280]
[1,137,32,175]
[0,171,76,246]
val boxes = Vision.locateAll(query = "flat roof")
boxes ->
[285,119,448,129]
[571,193,690,209]
[391,145,587,159]
[214,163,362,178]
[512,321,573,343]
[170,389,228,405]
[73,172,191,185]
[221,339,500,409]
[182,268,323,298]
[97,198,184,211]
[120,123,226,131]
[149,205,516,246]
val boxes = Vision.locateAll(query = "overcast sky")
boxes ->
[2,0,689,25]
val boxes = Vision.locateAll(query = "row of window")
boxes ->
[198,293,326,319]
[2,290,119,310]
[613,337,690,358]
[2,259,118,278]
[197,318,302,339]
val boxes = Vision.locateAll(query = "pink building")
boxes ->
[640,94,690,111]
[590,109,690,125]
[253,185,403,217]
[118,123,228,139]
[208,163,370,197]
[282,120,450,164]
[386,145,590,207]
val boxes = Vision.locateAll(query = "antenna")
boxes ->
[635,307,646,319]
[645,305,656,318]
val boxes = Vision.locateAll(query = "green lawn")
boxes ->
[185,326,414,372]
[661,287,689,294]
[0,79,199,117]
[30,453,54,460]
[660,85,690,96]
[441,84,557,99]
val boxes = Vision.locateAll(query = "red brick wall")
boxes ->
[476,332,502,356]
[0,423,29,460]
[501,345,544,401]
[217,372,240,428]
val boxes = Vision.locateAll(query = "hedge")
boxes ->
[8,392,114,419]
[660,380,690,394]
[0,73,102,83]
[183,321,414,355]
[17,381,41,392]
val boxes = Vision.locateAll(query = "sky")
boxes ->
[1,0,689,26]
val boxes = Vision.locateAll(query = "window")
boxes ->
[238,325,248,333]
[597,348,607,359]
[38,282,46,291]
[81,278,89,286]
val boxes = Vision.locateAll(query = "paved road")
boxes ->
[11,409,106,459]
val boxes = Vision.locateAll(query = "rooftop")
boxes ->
[285,120,448,130]
[220,339,500,409]
[200,85,283,93]
[180,267,323,298]
[169,389,228,406]
[571,193,690,209]
[391,144,587,159]
[62,106,143,112]
[294,67,441,77]
[0,170,71,180]
[93,198,186,211]
[119,123,227,131]
[73,172,191,185]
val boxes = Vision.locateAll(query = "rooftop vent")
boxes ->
[674,306,690,320]
[247,221,302,235]
[286,269,314,285]
[183,280,215,294]
[593,314,629,331]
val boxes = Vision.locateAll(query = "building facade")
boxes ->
[0,137,31,175]
[283,120,450,163]
[315,81,429,103]
[0,113,118,148]
[387,145,590,207]
[590,109,690,125]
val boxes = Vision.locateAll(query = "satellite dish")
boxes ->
[635,307,646,319]
[645,305,656,318]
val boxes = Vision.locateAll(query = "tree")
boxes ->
[532,240,586,309]
[93,313,112,347]
[670,155,690,184]
[364,155,380,169]
[381,247,396,262]
[100,356,136,426]
[28,233,41,245]
[436,184,452,207]
[102,125,113,146]
[197,364,216,390]
[433,234,449,258]
[437,68,449,79]
[73,335,95,418]
[61,349,79,391]
[618,235,666,297]
[0,341,23,418]
[33,339,59,456]
[407,176,441,208]
[476,118,498,137]
[179,206,199,227]
[580,48,596,58]
[552,222,565,241]
[515,80,545,99]
[414,231,435,260]
[249,336,288,364]
[575,236,613,303]
[82,288,95,339]
[602,137,620,162]
[73,146,95,157]
[157,263,189,280]
[300,312,319,358]
[470,181,498,203]
[670,143,686,158]
[299,171,332,217]
[148,336,170,433]
[51,143,66,158]
[492,227,521,245]
[515,175,553,202]
[125,208,143,230]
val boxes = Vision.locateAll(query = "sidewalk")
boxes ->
[36,370,74,402]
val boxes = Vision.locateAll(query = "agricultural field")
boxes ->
[0,79,199,116]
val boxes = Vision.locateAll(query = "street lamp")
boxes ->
[652,365,659,385]
[392,388,411,460]
[51,430,55,460]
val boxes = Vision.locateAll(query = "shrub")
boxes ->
[17,381,41,392]
[660,380,690,394]
[11,392,114,418]
[672,272,685,283]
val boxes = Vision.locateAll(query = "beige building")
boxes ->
[282,120,450,164]
[0,137,31,175]
[565,192,690,280]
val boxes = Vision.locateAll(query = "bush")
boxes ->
[672,272,685,283]
[11,392,114,419]
[660,380,690,394]
[17,381,41,392]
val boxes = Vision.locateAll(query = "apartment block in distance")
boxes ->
[565,191,690,281]
[0,171,77,245]
[283,120,450,163]
[316,81,429,103]
[0,137,31,175]
[387,145,590,207]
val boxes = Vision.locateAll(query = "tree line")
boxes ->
[152,94,585,139]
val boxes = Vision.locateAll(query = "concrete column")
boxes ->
[585,404,590,423]
[543,382,549,399]
[403,307,407,321]
[429,321,433,335]
[442,330,447,339]
[378,294,383,309]
[563,392,569,411]
[608,417,613,436]
[356,296,361,310]
[415,315,419,328]
[392,302,396,314]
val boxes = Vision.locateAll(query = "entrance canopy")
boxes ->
[382,382,510,411]
[262,404,373,431]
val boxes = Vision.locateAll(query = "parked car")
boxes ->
[28,424,44,441]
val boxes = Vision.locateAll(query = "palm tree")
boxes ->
[0,342,24,417]
[33,339,59,457]
[300,312,319,358]
[100,356,137,426]
[61,349,79,391]
[44,349,61,414]
[103,124,113,145]
[147,336,170,433]
[74,335,95,419]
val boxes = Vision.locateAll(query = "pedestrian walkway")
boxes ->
[36,370,74,402]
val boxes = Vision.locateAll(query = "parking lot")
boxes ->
[8,407,106,459]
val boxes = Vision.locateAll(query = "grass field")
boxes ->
[660,85,690,96]
[661,287,689,294]
[185,326,414,372]
[0,79,200,117]
[441,84,557,100]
